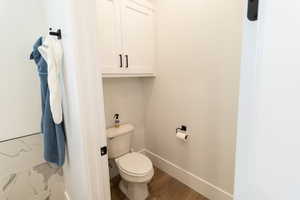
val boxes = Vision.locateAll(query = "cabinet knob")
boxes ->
[125,55,129,68]
[119,54,123,68]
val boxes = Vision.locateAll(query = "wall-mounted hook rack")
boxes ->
[49,28,62,40]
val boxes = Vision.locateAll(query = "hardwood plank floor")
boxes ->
[110,168,209,200]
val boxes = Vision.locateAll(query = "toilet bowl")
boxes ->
[116,152,154,200]
[106,124,154,200]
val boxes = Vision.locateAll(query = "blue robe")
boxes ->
[30,37,65,166]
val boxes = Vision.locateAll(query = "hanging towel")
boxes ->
[38,36,63,124]
[30,37,65,166]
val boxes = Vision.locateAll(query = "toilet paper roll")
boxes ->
[176,131,189,142]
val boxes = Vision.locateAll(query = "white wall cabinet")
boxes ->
[97,0,155,77]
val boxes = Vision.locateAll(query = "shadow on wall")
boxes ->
[102,78,149,179]
[141,0,242,196]
[102,78,147,152]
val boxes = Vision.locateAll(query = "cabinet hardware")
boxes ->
[100,146,107,156]
[247,0,259,21]
[119,54,123,68]
[125,55,129,68]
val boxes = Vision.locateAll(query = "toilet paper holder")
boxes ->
[176,125,189,142]
[176,125,187,133]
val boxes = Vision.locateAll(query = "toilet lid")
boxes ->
[117,152,153,176]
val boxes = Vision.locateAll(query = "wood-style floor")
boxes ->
[110,167,209,200]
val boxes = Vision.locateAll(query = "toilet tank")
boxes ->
[106,124,134,159]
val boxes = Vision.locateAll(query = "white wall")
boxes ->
[44,1,90,200]
[45,0,110,199]
[144,0,243,198]
[0,0,47,141]
[103,78,146,151]
[235,1,300,200]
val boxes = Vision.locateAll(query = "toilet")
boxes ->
[106,124,154,200]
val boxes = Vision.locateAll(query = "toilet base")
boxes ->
[119,179,149,200]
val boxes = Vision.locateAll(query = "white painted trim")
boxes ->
[137,148,147,154]
[143,149,233,200]
[64,191,71,200]
[128,0,155,10]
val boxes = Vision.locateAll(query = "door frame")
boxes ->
[48,0,111,199]
[68,0,111,199]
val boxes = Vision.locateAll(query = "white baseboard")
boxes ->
[141,149,233,200]
[64,191,71,200]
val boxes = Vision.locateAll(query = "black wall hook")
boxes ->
[49,28,62,40]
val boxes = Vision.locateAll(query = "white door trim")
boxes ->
[59,0,111,199]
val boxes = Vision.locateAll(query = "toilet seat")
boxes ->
[116,152,154,182]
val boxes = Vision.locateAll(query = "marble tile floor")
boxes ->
[0,134,65,200]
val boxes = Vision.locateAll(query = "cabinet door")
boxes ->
[97,0,123,74]
[121,0,155,74]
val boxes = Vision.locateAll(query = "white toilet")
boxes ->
[107,124,154,200]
